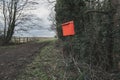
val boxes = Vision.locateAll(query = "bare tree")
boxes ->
[46,0,57,36]
[0,0,28,44]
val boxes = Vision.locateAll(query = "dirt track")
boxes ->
[0,42,49,80]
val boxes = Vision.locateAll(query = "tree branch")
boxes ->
[47,0,56,4]
[85,10,109,14]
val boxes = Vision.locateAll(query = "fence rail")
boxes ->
[11,37,39,43]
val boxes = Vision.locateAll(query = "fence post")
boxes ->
[19,37,20,43]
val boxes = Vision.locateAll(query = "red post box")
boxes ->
[62,21,75,36]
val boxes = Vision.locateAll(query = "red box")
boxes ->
[62,21,75,36]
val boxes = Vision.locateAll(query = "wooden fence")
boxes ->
[11,37,39,43]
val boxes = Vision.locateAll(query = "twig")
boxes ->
[85,10,109,14]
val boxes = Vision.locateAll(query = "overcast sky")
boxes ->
[14,0,56,37]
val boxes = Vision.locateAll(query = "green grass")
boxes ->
[0,45,16,49]
[0,38,57,49]
[17,40,65,80]
[37,38,57,43]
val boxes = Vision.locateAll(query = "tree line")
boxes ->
[55,0,120,80]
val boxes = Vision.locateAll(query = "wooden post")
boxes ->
[27,37,28,42]
[19,37,20,43]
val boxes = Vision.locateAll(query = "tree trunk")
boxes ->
[3,1,17,45]
[111,0,120,71]
[106,0,120,71]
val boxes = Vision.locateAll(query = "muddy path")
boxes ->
[0,42,49,80]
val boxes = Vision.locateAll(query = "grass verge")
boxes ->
[17,40,65,80]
